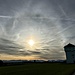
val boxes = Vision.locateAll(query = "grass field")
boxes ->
[0,63,75,75]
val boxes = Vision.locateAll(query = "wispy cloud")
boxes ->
[0,15,13,18]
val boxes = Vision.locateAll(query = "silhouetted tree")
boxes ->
[0,60,3,66]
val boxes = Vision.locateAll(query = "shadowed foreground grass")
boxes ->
[0,63,75,75]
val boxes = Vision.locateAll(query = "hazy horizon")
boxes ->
[0,0,75,60]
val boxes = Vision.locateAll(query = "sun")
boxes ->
[28,39,35,46]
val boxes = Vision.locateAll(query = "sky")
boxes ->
[0,0,75,60]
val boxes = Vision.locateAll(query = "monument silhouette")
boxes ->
[64,43,75,63]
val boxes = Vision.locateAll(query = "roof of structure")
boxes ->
[64,43,75,48]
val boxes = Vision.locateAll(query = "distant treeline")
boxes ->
[0,60,66,66]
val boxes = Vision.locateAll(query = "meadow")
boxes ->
[0,63,75,75]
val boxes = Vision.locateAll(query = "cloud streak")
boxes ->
[0,15,13,18]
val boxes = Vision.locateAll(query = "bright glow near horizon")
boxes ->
[28,39,35,46]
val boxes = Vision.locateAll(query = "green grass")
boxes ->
[0,63,75,75]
